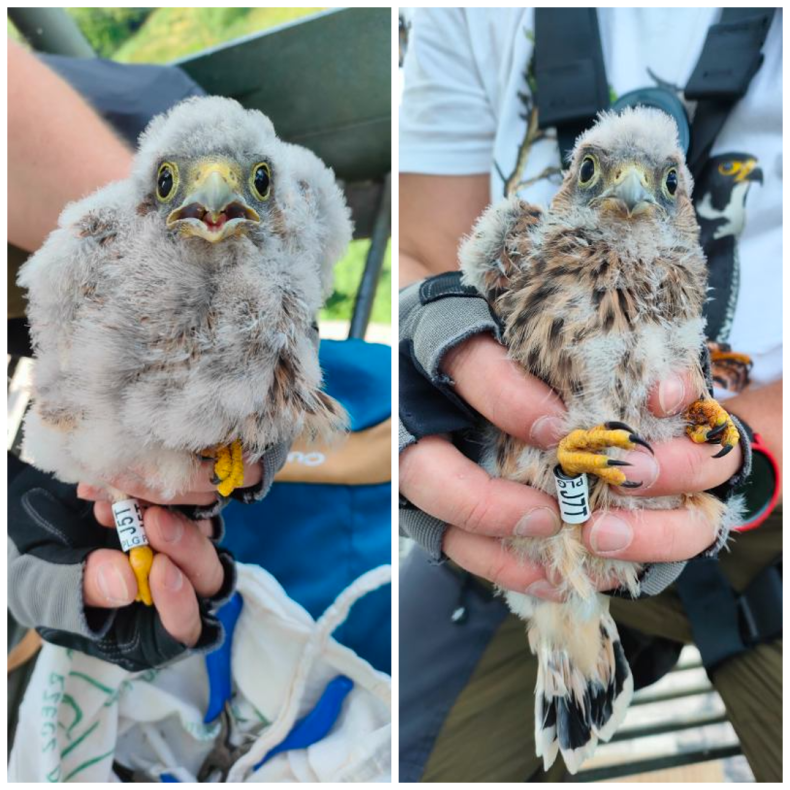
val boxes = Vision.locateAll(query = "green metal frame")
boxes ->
[175,8,391,186]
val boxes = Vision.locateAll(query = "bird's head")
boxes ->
[553,107,695,230]
[153,156,268,243]
[134,97,282,245]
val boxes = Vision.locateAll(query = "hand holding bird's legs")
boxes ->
[80,497,225,648]
[557,422,653,487]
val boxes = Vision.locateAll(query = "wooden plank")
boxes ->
[605,761,725,782]
[577,744,742,782]
[611,712,728,743]
[631,683,714,706]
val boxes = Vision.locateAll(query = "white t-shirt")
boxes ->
[400,8,782,397]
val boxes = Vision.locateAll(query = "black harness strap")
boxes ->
[685,8,776,180]
[533,8,775,172]
[676,556,782,674]
[534,8,610,164]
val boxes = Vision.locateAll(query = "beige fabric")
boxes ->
[275,418,391,485]
[7,629,42,674]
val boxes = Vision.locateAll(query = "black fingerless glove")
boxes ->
[399,272,501,560]
[8,455,236,672]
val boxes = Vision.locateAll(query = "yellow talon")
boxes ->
[129,545,154,606]
[557,421,653,488]
[685,398,740,457]
[212,439,245,497]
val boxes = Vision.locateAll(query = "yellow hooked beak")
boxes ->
[600,164,657,217]
[166,162,260,243]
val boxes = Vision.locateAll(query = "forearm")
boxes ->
[399,173,490,288]
[8,39,133,252]
[400,251,438,288]
[727,378,783,500]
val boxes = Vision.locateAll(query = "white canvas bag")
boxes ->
[9,562,391,782]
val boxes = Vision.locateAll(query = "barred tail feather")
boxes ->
[533,610,632,775]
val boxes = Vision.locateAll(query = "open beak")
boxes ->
[600,165,657,217]
[167,167,260,243]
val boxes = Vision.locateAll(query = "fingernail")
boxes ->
[618,452,659,491]
[164,560,183,592]
[97,563,130,604]
[530,416,565,448]
[514,507,561,537]
[155,511,184,544]
[525,580,560,599]
[659,373,685,416]
[590,514,633,554]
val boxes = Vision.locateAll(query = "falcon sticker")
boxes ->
[695,153,763,393]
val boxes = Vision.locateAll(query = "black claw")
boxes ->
[707,422,728,440]
[629,435,655,454]
[713,444,735,459]
[603,421,654,454]
[604,421,636,433]
[607,459,633,467]
[620,480,643,489]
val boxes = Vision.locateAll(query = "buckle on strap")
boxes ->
[737,558,783,645]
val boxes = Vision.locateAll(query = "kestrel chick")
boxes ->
[460,107,741,773]
[19,97,351,596]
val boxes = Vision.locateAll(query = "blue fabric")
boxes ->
[319,338,391,431]
[221,339,391,675]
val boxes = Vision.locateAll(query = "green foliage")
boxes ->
[66,8,152,58]
[7,18,23,43]
[108,7,324,64]
[320,239,391,325]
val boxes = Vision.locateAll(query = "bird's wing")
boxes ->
[459,195,543,303]
[17,182,129,416]
[279,143,353,299]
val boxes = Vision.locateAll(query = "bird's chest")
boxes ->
[96,244,306,379]
[499,241,706,413]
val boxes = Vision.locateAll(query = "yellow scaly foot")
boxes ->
[204,439,245,497]
[685,399,740,458]
[557,421,654,488]
[130,545,154,606]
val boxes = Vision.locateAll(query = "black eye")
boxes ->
[156,163,176,201]
[252,163,271,200]
[665,168,678,196]
[579,156,596,184]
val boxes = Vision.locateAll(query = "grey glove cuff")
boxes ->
[399,418,417,455]
[399,274,501,557]
[400,276,502,385]
[400,502,447,563]
[230,440,291,505]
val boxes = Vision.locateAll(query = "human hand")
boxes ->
[77,489,224,647]
[74,458,258,647]
[400,334,743,598]
[8,462,234,672]
[400,334,567,593]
